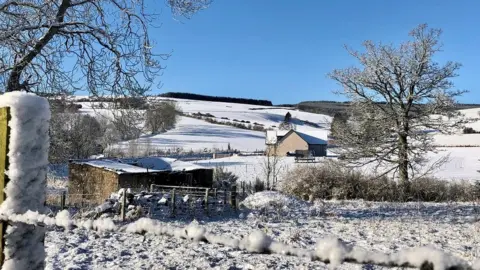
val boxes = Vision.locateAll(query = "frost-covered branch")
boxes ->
[329,24,465,188]
[0,0,210,96]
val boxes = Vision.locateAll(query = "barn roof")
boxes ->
[71,157,208,175]
[123,157,206,172]
[72,159,161,174]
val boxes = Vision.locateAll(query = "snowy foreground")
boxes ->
[45,192,480,269]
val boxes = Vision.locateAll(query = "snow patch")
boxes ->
[241,191,309,210]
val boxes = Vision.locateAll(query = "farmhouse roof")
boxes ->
[273,129,327,145]
[295,131,328,145]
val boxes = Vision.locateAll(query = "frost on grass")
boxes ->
[0,92,50,270]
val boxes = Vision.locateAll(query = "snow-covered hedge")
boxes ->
[0,92,50,270]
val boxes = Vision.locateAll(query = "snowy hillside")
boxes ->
[163,97,332,133]
[432,108,480,147]
[77,97,332,153]
[116,116,267,152]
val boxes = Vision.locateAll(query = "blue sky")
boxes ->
[149,0,479,104]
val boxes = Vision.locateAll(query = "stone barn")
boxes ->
[68,157,213,204]
[265,129,328,157]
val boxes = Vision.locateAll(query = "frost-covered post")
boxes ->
[0,107,10,266]
[170,189,176,217]
[204,188,209,215]
[0,92,50,270]
[120,189,126,221]
[60,191,66,210]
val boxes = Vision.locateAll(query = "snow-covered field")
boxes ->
[77,97,330,152]
[191,147,480,185]
[117,116,267,152]
[53,98,480,186]
[10,96,477,269]
[45,192,480,269]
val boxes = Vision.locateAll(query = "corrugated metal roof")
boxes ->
[72,157,208,174]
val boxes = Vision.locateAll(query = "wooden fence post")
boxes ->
[204,188,209,215]
[242,182,245,198]
[230,185,237,210]
[223,188,227,206]
[60,191,66,210]
[120,189,126,221]
[171,189,176,217]
[0,107,10,266]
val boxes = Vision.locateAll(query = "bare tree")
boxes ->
[109,108,145,141]
[49,113,104,163]
[263,144,283,190]
[0,0,210,95]
[329,112,348,139]
[146,101,180,134]
[329,24,465,193]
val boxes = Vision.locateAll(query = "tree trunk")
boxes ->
[398,133,410,200]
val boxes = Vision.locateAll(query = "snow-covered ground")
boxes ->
[45,192,480,269]
[193,147,480,184]
[77,97,331,153]
[116,116,267,152]
[29,97,480,268]
[432,108,480,146]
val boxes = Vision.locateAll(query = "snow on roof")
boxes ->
[266,130,278,144]
[276,129,290,136]
[124,157,207,172]
[294,131,328,145]
[74,159,160,174]
[73,157,208,174]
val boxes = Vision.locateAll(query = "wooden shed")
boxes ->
[266,129,327,157]
[68,157,213,205]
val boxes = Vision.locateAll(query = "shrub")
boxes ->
[146,101,179,134]
[254,177,266,193]
[213,167,238,190]
[463,127,478,134]
[282,160,479,202]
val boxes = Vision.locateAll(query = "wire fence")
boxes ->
[46,185,241,220]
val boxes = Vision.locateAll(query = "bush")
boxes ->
[213,167,238,190]
[254,177,266,193]
[282,160,479,202]
[146,101,179,134]
[463,127,479,134]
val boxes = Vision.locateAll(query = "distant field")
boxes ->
[286,100,480,116]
